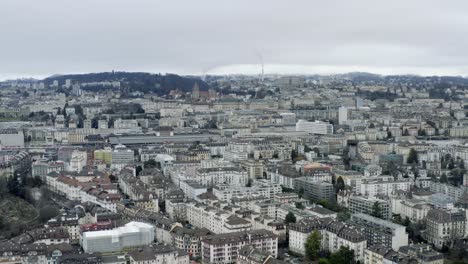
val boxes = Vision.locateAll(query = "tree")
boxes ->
[371,201,382,219]
[319,259,331,264]
[336,176,345,192]
[144,159,159,169]
[342,146,351,168]
[291,150,298,162]
[135,165,143,176]
[108,174,117,183]
[39,205,59,222]
[295,202,304,209]
[246,178,253,187]
[448,158,455,170]
[298,187,305,198]
[407,148,418,164]
[329,246,355,264]
[337,211,351,221]
[422,160,427,169]
[403,128,409,136]
[312,147,321,156]
[403,216,411,227]
[419,129,426,136]
[440,173,448,183]
[285,212,296,224]
[7,176,23,198]
[305,230,321,261]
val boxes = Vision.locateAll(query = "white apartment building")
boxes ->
[357,178,411,197]
[201,230,278,264]
[212,180,281,202]
[186,203,252,234]
[223,149,249,162]
[192,167,248,187]
[179,180,207,200]
[114,118,139,129]
[289,218,366,261]
[323,221,367,261]
[111,145,135,169]
[391,198,432,222]
[68,150,87,172]
[200,158,232,169]
[295,120,333,135]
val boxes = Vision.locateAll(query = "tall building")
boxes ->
[338,106,348,125]
[355,97,364,108]
[111,145,135,169]
[192,82,200,100]
[295,120,333,135]
[65,79,72,88]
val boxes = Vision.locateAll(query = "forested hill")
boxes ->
[43,72,209,95]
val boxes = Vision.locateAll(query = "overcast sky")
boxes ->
[2,0,468,80]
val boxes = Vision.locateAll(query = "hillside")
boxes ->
[43,72,210,96]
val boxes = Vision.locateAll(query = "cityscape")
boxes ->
[1,1,468,264]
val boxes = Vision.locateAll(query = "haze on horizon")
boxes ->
[2,0,468,80]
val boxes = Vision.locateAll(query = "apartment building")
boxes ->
[289,217,366,261]
[293,177,335,202]
[192,167,248,187]
[391,198,432,222]
[201,229,278,264]
[171,226,213,258]
[425,208,467,249]
[128,244,189,264]
[356,178,411,197]
[295,120,333,135]
[111,145,135,169]
[186,203,252,234]
[351,213,408,250]
[213,180,281,202]
[349,195,392,220]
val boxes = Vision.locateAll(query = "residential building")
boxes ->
[295,120,333,135]
[201,230,278,264]
[425,208,467,249]
[351,213,408,250]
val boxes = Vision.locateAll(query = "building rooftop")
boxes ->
[202,229,277,245]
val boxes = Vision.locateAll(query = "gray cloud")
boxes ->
[1,0,468,79]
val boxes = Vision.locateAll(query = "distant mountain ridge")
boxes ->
[43,71,209,95]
